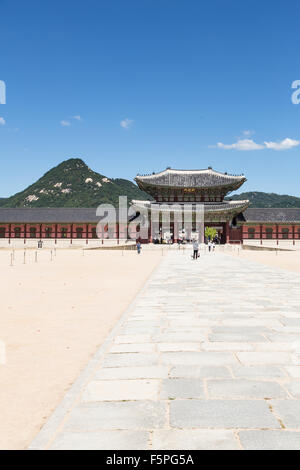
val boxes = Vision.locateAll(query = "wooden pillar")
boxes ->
[276,224,279,245]
[117,223,119,244]
[149,216,153,243]
[40,224,42,239]
[226,221,230,244]
[260,224,263,245]
[70,223,73,244]
[55,223,58,244]
[8,223,11,244]
[24,223,27,244]
[86,224,88,244]
[293,225,295,245]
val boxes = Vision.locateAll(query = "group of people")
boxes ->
[136,239,216,257]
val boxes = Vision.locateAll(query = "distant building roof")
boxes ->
[0,208,105,223]
[244,208,300,223]
[135,168,246,191]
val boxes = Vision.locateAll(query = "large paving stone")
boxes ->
[231,365,286,378]
[161,351,237,366]
[201,342,254,352]
[271,400,300,428]
[154,332,207,343]
[102,352,159,368]
[255,343,295,352]
[209,333,266,342]
[281,318,300,327]
[212,326,271,334]
[160,378,204,399]
[285,366,300,378]
[284,380,300,398]
[94,366,169,380]
[114,334,152,344]
[239,430,300,450]
[64,401,167,431]
[170,365,231,378]
[170,400,280,429]
[50,430,150,450]
[82,379,159,402]
[237,352,291,365]
[110,343,156,353]
[157,342,200,352]
[207,379,287,399]
[152,429,240,450]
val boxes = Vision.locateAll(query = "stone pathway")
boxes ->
[30,250,300,450]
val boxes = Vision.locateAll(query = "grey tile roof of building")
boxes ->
[244,208,300,222]
[0,208,106,223]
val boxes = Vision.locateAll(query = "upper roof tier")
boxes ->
[135,168,246,192]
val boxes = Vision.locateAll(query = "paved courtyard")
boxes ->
[30,249,300,450]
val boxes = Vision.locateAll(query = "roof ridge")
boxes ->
[136,168,245,178]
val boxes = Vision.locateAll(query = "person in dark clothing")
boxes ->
[193,240,199,259]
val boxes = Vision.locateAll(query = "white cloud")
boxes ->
[217,139,264,151]
[73,115,82,121]
[0,117,6,125]
[120,118,134,130]
[217,137,300,151]
[264,138,300,151]
[60,120,71,127]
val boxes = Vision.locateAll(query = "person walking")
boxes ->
[136,240,141,254]
[193,239,199,259]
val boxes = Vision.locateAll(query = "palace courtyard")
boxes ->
[12,246,299,451]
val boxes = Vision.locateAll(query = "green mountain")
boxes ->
[0,158,151,208]
[228,191,300,208]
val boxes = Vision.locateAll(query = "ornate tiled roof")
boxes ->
[135,168,246,190]
[244,208,300,223]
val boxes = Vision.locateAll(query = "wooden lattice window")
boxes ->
[29,227,37,238]
[14,227,21,238]
[61,228,68,238]
[248,227,255,239]
[45,227,52,238]
[266,227,273,239]
[76,228,83,239]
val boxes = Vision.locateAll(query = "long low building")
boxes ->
[0,207,299,244]
[0,167,300,244]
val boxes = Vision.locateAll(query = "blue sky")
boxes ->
[1,0,300,197]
